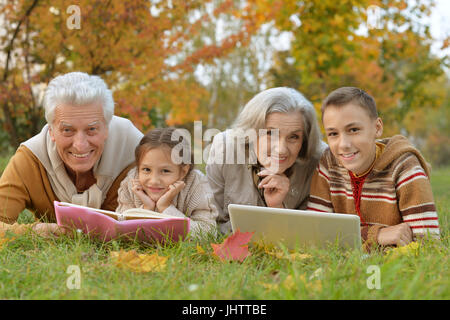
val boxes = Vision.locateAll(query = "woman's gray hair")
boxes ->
[43,72,114,125]
[232,87,322,161]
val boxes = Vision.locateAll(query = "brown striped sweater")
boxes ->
[307,135,440,247]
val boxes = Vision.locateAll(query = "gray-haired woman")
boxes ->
[206,87,327,234]
[0,72,143,237]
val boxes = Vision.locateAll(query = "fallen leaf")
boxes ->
[0,236,15,251]
[110,249,167,273]
[282,275,296,290]
[266,250,312,261]
[259,273,322,292]
[210,229,254,262]
[385,241,420,260]
[252,240,276,252]
[196,244,206,255]
[258,281,279,291]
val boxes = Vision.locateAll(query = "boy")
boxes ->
[307,87,440,249]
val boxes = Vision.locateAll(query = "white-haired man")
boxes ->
[0,72,143,237]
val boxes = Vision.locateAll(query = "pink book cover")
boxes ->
[54,201,190,243]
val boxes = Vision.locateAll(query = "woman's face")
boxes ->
[256,112,304,174]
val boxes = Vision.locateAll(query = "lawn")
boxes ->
[0,156,448,300]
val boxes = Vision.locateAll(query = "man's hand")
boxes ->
[377,223,413,247]
[131,179,156,211]
[257,169,290,208]
[32,223,70,238]
[156,181,185,213]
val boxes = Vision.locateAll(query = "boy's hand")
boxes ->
[156,181,185,213]
[131,179,156,211]
[377,223,413,247]
[257,169,290,208]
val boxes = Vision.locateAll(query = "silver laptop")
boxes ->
[228,204,361,250]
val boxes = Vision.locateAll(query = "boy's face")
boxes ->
[323,103,383,175]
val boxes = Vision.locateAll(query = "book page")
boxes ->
[57,202,120,217]
[122,207,174,220]
[57,201,175,220]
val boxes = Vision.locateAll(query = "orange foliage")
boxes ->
[0,0,263,140]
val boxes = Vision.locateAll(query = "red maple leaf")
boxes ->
[210,229,254,262]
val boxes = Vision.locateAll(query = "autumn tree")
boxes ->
[0,0,261,150]
[263,0,447,137]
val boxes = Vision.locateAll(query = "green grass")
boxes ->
[1,156,449,299]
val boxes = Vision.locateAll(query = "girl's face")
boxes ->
[137,146,190,202]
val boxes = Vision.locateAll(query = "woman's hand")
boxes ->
[131,179,156,211]
[257,169,290,208]
[32,223,70,238]
[156,181,186,213]
[377,223,413,247]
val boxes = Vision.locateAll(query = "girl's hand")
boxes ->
[156,181,185,213]
[131,179,156,211]
[257,169,290,208]
[377,222,413,247]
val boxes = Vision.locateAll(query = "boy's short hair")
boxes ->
[321,87,378,119]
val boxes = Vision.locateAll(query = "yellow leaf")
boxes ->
[0,236,15,251]
[258,282,279,291]
[385,241,420,260]
[259,273,322,292]
[258,275,294,291]
[196,244,206,255]
[282,275,296,290]
[110,250,167,273]
[266,250,312,261]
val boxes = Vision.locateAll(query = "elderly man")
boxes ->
[0,72,143,237]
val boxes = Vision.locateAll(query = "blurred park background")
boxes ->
[0,0,449,167]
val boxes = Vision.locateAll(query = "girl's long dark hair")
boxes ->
[135,127,194,173]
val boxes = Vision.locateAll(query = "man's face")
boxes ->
[49,103,109,174]
[256,112,304,174]
[323,103,383,175]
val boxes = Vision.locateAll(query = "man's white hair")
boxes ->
[43,72,114,125]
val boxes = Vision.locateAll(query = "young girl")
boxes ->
[117,128,218,238]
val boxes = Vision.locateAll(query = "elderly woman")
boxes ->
[206,87,327,234]
[0,72,143,237]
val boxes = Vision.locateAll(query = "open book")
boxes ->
[54,201,190,242]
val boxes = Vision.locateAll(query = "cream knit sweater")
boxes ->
[117,168,218,238]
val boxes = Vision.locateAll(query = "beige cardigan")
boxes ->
[0,116,142,235]
[206,130,327,234]
[117,167,218,238]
